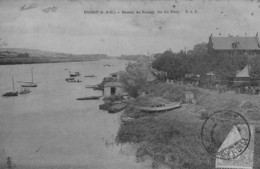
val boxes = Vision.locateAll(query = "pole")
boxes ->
[12,76,15,92]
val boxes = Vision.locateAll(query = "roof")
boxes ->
[211,36,260,50]
[110,71,123,76]
[104,81,123,87]
[236,65,250,78]
[206,71,214,76]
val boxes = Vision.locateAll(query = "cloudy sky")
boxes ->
[0,0,260,56]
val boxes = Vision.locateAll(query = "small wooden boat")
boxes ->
[19,87,31,94]
[108,103,127,113]
[76,96,102,100]
[65,77,74,81]
[99,102,113,110]
[69,72,80,77]
[65,78,81,83]
[21,67,38,87]
[84,75,96,78]
[3,77,18,97]
[3,91,18,97]
[139,102,181,113]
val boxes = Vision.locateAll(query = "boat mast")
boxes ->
[31,67,33,83]
[12,76,15,92]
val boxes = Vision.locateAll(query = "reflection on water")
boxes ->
[0,59,151,169]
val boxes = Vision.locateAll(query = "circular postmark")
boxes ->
[201,110,251,160]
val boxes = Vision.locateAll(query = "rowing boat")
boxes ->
[76,96,101,100]
[139,102,181,112]
[108,103,127,113]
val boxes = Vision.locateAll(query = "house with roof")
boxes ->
[103,72,125,97]
[233,64,251,87]
[104,81,124,97]
[208,33,260,55]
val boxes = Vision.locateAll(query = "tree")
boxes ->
[120,62,148,98]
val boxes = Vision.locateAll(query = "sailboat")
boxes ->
[2,76,18,97]
[21,67,38,87]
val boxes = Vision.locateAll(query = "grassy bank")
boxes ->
[116,81,260,169]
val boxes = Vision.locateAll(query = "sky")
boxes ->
[0,0,260,56]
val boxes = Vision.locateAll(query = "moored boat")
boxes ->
[65,77,75,82]
[19,87,31,94]
[69,72,80,77]
[108,103,127,113]
[3,91,18,97]
[139,102,182,113]
[3,76,18,97]
[65,78,82,82]
[76,96,101,100]
[21,67,38,87]
[99,102,113,110]
[21,82,37,87]
[84,75,96,78]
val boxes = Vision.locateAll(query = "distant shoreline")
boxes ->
[0,57,107,65]
[0,48,109,65]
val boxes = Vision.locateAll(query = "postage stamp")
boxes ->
[201,110,251,160]
[215,124,255,169]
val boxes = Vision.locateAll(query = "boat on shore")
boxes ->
[3,77,18,97]
[108,103,127,113]
[19,87,31,94]
[121,116,134,123]
[139,102,182,113]
[76,96,102,100]
[21,67,38,87]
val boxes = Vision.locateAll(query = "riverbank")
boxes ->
[116,81,260,169]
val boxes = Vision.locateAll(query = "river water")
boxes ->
[0,59,151,169]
